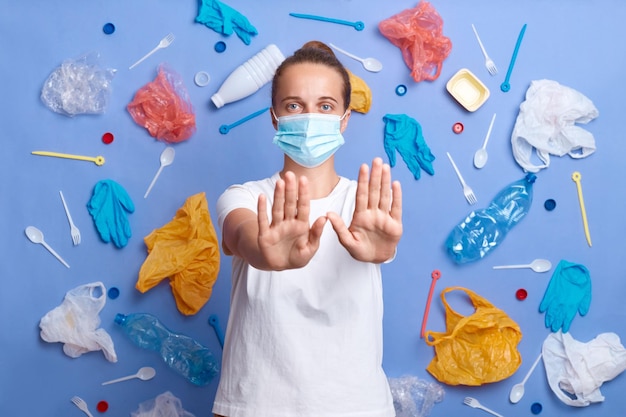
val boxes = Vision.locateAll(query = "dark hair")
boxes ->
[271,41,351,110]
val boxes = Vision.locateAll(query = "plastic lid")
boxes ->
[516,288,528,301]
[102,132,114,144]
[395,84,407,96]
[531,402,543,414]
[108,287,120,299]
[453,122,464,134]
[544,199,556,211]
[114,313,126,325]
[194,71,210,87]
[214,41,226,53]
[103,23,115,35]
[97,401,109,412]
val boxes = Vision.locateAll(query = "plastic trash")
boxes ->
[131,391,195,417]
[127,64,196,143]
[40,52,115,116]
[389,375,444,417]
[87,179,135,248]
[446,173,537,263]
[195,0,257,45]
[211,44,285,108]
[378,1,452,82]
[39,282,117,362]
[115,312,219,386]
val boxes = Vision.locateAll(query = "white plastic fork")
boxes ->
[59,191,80,246]
[446,152,477,205]
[471,24,498,76]
[71,396,94,417]
[463,397,503,417]
[129,33,175,70]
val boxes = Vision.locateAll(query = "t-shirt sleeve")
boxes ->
[216,184,259,231]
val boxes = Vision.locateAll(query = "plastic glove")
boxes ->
[195,0,258,45]
[383,114,435,180]
[87,179,135,248]
[539,259,591,333]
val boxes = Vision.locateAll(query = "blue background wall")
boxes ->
[2,1,625,416]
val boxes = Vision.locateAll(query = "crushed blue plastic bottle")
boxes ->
[114,312,219,386]
[445,173,537,264]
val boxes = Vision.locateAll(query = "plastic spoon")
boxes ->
[493,259,552,273]
[101,366,156,385]
[25,226,70,268]
[501,23,527,92]
[220,107,269,134]
[329,43,383,72]
[289,13,364,31]
[473,113,496,169]
[144,147,175,198]
[509,353,542,403]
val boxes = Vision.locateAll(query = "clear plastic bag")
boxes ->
[40,52,115,116]
[389,375,444,417]
[131,391,195,417]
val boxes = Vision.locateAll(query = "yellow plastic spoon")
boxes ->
[572,171,591,247]
[32,151,105,166]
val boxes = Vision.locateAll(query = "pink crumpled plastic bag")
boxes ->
[379,1,452,82]
[127,64,196,143]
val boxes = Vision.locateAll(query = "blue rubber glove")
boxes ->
[539,260,591,333]
[383,114,435,180]
[195,0,258,45]
[87,180,135,248]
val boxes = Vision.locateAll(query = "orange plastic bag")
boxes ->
[347,70,372,114]
[127,64,196,143]
[378,1,452,82]
[137,193,220,315]
[424,287,522,385]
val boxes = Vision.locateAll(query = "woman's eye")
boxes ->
[320,104,332,112]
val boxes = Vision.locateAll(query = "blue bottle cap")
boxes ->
[395,84,407,96]
[214,41,226,53]
[107,287,120,299]
[531,402,543,414]
[544,199,556,211]
[103,23,115,35]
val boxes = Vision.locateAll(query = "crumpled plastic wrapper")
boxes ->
[511,79,599,173]
[542,331,626,407]
[41,52,115,116]
[127,63,196,143]
[39,282,117,362]
[389,375,444,417]
[137,193,220,315]
[347,70,372,113]
[379,1,452,82]
[131,391,195,417]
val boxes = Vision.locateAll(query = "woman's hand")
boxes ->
[327,158,403,263]
[257,171,327,270]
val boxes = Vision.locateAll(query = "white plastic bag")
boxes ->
[131,391,195,417]
[39,282,117,362]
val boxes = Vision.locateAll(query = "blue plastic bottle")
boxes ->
[114,313,219,386]
[445,173,537,263]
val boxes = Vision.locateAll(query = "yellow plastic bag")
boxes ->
[347,70,372,114]
[137,192,220,315]
[424,286,522,385]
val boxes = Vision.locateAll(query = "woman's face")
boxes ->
[272,62,350,131]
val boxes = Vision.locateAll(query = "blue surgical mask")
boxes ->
[272,111,347,168]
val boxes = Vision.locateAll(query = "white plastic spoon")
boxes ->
[25,226,70,268]
[144,146,175,198]
[102,366,156,385]
[509,353,542,403]
[473,113,496,169]
[329,43,383,72]
[493,258,552,273]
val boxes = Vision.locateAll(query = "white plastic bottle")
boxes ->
[211,44,285,108]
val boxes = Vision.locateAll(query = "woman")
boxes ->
[212,40,402,417]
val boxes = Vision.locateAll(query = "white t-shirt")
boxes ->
[213,173,394,417]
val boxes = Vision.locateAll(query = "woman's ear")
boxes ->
[339,109,351,133]
[270,107,278,130]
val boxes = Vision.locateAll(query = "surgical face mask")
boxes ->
[272,111,346,168]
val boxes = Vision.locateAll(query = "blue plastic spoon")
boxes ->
[219,107,269,135]
[501,24,527,92]
[289,13,364,31]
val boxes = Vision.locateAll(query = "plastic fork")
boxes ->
[463,397,503,417]
[446,152,477,205]
[471,24,498,76]
[59,191,80,246]
[129,33,175,70]
[71,396,94,417]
